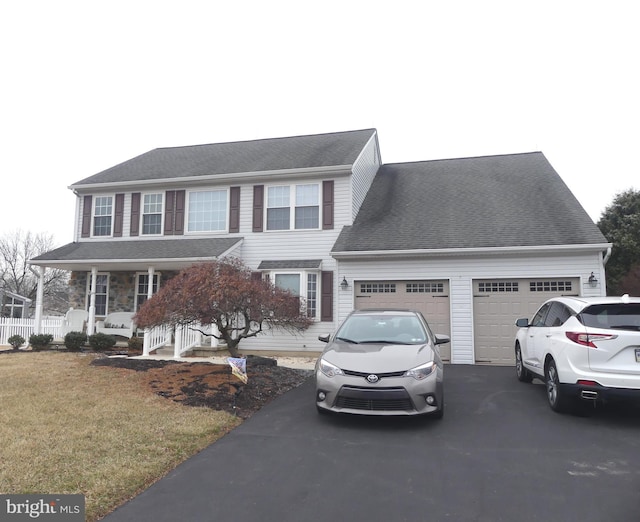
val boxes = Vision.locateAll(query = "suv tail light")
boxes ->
[566,332,617,348]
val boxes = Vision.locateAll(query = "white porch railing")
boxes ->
[143,323,220,358]
[0,317,64,345]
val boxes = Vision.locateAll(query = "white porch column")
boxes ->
[210,323,219,347]
[142,266,155,357]
[33,266,45,334]
[87,267,98,335]
[174,324,183,359]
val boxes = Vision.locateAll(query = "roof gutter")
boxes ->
[68,165,353,191]
[331,243,613,259]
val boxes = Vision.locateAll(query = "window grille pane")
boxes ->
[296,184,318,206]
[267,208,290,230]
[295,206,319,229]
[360,283,396,293]
[530,281,573,292]
[406,282,444,293]
[478,281,519,292]
[188,190,227,232]
[268,186,290,208]
[307,273,317,317]
[142,214,162,235]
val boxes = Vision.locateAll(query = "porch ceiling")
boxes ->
[28,237,243,272]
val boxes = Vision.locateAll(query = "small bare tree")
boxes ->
[0,230,70,316]
[134,258,313,357]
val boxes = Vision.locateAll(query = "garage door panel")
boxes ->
[473,278,580,365]
[355,280,451,361]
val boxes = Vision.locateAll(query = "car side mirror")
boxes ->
[515,318,529,327]
[435,334,450,345]
[318,334,330,343]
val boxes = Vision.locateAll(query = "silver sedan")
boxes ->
[315,309,449,417]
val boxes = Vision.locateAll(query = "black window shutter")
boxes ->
[321,271,333,321]
[322,180,334,230]
[253,185,264,232]
[130,193,141,236]
[81,195,92,238]
[229,186,240,233]
[113,193,124,237]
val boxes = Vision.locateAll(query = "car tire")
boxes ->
[515,344,533,383]
[545,359,571,413]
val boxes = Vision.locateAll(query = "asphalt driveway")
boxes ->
[102,365,640,522]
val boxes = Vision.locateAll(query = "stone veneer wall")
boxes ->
[68,270,179,315]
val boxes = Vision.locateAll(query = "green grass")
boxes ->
[0,352,240,521]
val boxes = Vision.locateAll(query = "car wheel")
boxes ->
[515,343,533,383]
[545,359,571,413]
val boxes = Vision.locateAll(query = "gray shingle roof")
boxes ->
[31,238,242,264]
[71,129,377,186]
[257,260,322,270]
[332,152,608,253]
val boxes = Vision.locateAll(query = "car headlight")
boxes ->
[404,361,436,380]
[319,359,344,378]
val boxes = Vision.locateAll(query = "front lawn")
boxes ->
[0,352,240,521]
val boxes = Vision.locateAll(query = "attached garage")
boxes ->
[354,280,451,361]
[473,278,580,365]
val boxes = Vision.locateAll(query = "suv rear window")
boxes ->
[580,304,640,331]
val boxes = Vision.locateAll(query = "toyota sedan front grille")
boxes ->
[335,386,415,411]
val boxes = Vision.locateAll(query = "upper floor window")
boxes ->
[266,184,319,231]
[93,196,113,237]
[187,190,228,232]
[142,193,163,235]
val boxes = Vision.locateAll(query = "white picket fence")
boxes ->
[0,317,64,346]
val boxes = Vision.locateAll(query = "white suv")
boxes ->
[514,294,640,413]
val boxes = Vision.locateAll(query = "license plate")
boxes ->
[636,349,640,363]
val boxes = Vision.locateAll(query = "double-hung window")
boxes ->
[93,196,113,237]
[87,273,109,316]
[135,273,160,310]
[266,184,319,231]
[187,189,228,232]
[142,193,163,235]
[273,272,318,319]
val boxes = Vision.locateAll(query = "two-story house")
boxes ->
[30,128,611,365]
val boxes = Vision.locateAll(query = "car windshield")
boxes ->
[336,314,427,344]
[580,304,640,331]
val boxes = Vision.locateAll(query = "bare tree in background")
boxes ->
[0,230,69,316]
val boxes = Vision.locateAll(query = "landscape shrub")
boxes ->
[64,331,87,352]
[88,333,116,351]
[29,334,54,351]
[127,336,143,352]
[7,335,26,350]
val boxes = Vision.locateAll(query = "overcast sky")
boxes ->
[1,1,637,246]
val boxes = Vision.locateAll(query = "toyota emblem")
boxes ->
[366,374,379,383]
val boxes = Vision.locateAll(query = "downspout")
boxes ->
[603,247,612,265]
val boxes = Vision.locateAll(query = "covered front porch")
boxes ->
[28,237,243,357]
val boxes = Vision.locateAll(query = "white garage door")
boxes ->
[473,278,580,365]
[355,280,451,361]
